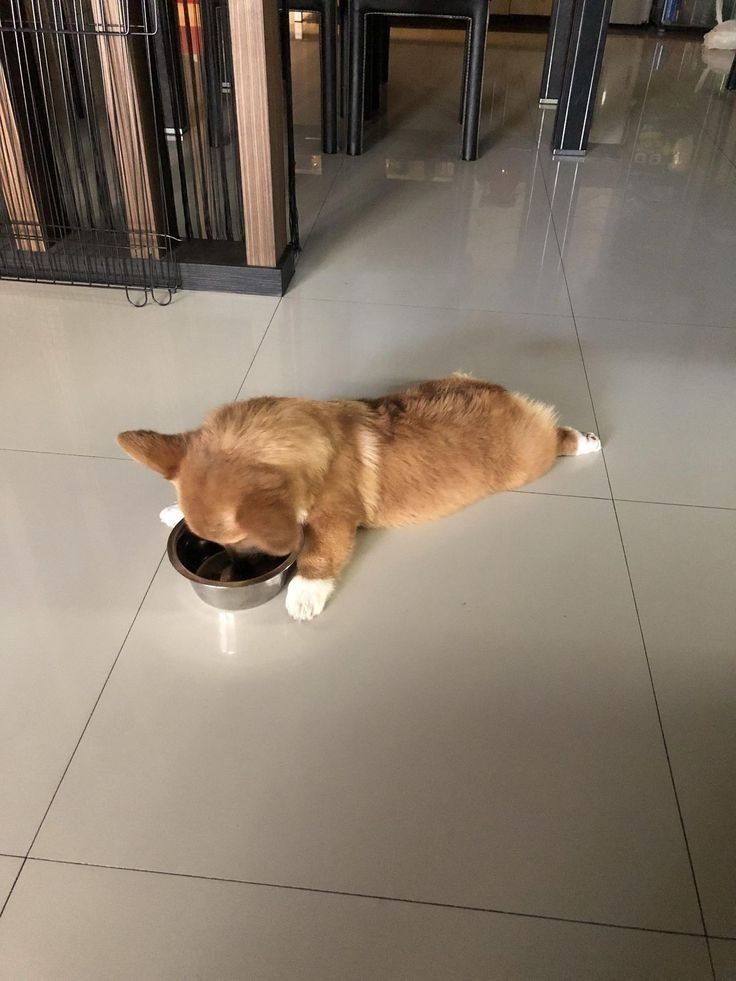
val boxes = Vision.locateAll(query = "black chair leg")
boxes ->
[366,16,380,117]
[339,0,348,116]
[459,28,469,123]
[366,17,384,116]
[319,1,338,151]
[379,17,390,83]
[347,8,366,153]
[461,10,486,160]
[375,20,384,112]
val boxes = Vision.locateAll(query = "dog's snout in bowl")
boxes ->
[167,520,301,611]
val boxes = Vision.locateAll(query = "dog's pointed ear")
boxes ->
[117,430,191,480]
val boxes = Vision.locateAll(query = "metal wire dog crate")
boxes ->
[0,0,298,301]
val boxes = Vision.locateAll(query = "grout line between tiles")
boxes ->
[233,300,284,401]
[613,498,736,512]
[537,158,717,980]
[0,447,126,462]
[23,855,712,941]
[0,863,26,921]
[285,291,575,320]
[514,488,610,501]
[597,503,718,981]
[520,488,736,512]
[0,553,167,922]
[576,312,736,331]
[296,152,346,252]
[517,490,735,511]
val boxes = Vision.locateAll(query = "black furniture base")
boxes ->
[0,240,296,298]
[177,241,296,296]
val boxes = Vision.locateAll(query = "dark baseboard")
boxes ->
[176,239,296,296]
[0,237,296,298]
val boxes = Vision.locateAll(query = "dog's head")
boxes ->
[117,428,301,557]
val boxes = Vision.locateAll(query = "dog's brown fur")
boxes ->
[118,375,598,617]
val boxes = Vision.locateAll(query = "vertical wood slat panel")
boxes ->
[228,0,287,268]
[177,0,217,236]
[92,0,162,258]
[0,61,46,252]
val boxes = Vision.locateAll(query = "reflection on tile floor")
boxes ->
[1,21,735,981]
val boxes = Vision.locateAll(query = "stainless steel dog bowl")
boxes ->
[167,520,300,611]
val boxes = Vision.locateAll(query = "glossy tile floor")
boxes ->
[1,23,735,981]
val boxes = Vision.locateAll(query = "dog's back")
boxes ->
[360,375,562,527]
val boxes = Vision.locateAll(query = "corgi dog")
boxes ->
[118,374,600,621]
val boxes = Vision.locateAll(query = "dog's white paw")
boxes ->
[160,504,184,528]
[574,431,602,456]
[286,576,335,621]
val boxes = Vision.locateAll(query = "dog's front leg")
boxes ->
[286,520,356,622]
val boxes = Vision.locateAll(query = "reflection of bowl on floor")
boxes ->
[167,521,300,611]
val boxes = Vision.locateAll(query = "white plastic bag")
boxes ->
[703,0,736,50]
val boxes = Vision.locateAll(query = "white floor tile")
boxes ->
[291,145,571,316]
[555,155,736,327]
[32,494,700,932]
[242,297,610,499]
[0,861,713,981]
[577,318,736,508]
[712,939,736,981]
[0,451,172,854]
[617,502,736,938]
[533,35,736,325]
[0,284,276,457]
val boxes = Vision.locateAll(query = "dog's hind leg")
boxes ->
[557,427,602,456]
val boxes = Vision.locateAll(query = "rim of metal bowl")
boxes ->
[167,520,302,588]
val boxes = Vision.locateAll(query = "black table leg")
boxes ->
[319,1,339,152]
[552,0,613,155]
[539,0,575,105]
[347,8,367,153]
